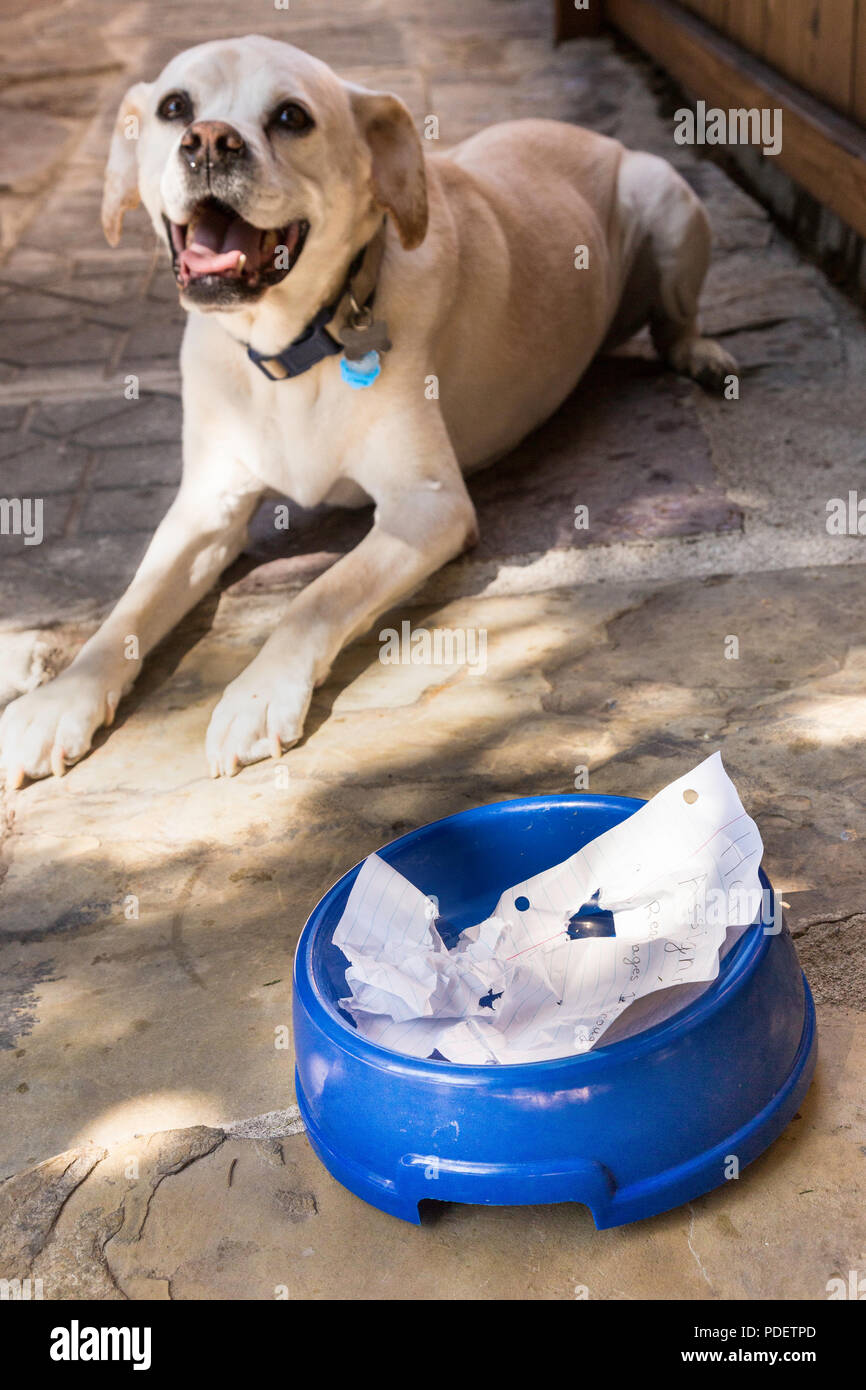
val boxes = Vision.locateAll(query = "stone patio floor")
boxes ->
[0,0,864,1300]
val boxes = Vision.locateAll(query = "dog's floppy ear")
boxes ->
[101,81,152,247]
[349,87,428,250]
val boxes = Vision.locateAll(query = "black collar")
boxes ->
[246,241,374,382]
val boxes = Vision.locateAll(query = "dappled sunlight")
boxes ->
[748,691,866,747]
[3,483,866,1179]
[70,1089,224,1153]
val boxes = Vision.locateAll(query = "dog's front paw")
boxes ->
[205,668,313,777]
[0,671,119,788]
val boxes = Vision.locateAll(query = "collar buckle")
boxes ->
[246,304,343,381]
[244,227,386,382]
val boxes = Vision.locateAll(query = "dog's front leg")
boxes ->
[205,420,477,777]
[0,478,261,786]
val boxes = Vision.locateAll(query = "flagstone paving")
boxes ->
[0,0,864,1300]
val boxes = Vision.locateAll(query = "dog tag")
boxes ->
[340,350,382,389]
[340,318,392,362]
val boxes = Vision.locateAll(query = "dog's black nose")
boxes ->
[180,120,246,172]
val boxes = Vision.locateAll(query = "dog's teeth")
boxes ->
[237,253,247,271]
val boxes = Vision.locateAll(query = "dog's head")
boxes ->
[102,35,428,314]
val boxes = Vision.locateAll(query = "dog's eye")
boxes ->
[158,90,193,122]
[270,101,314,134]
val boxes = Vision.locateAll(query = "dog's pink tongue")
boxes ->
[180,243,244,279]
[178,203,264,282]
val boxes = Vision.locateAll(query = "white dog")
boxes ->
[0,34,735,784]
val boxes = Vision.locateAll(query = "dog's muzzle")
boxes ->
[164,120,309,304]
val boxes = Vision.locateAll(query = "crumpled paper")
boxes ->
[333,752,764,1063]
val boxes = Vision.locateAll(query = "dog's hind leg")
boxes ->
[616,150,737,392]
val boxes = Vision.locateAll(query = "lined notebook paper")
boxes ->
[333,753,764,1063]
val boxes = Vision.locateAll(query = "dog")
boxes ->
[0,34,736,785]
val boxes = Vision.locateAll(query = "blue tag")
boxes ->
[340,350,381,389]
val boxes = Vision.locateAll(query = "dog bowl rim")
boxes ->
[294,792,775,1076]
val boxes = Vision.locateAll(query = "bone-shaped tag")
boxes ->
[340,318,392,361]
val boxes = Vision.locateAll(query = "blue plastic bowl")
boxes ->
[293,794,817,1227]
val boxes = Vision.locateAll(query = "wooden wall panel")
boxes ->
[606,0,866,236]
[553,0,604,43]
[724,0,771,57]
[650,1,864,122]
[762,0,855,110]
[557,0,866,130]
[851,0,866,122]
[678,0,729,27]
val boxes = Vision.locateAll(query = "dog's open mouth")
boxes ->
[164,197,308,294]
